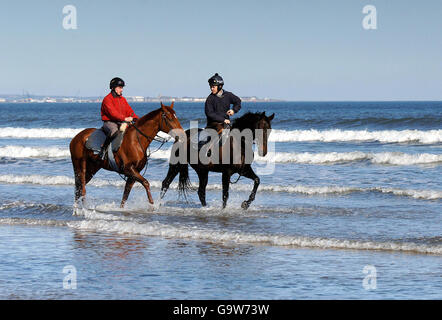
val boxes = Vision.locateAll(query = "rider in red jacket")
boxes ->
[99,77,139,159]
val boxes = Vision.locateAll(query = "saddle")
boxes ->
[85,128,125,172]
[190,124,231,153]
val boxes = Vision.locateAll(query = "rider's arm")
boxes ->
[205,97,228,122]
[122,97,139,120]
[229,92,241,114]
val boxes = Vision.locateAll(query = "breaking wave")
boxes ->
[257,151,442,165]
[1,174,441,200]
[0,218,67,227]
[67,216,442,255]
[1,145,441,166]
[269,129,442,144]
[0,146,69,158]
[0,127,171,140]
[0,127,83,139]
[1,127,441,144]
[1,205,439,254]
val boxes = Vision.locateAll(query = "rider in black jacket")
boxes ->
[205,73,241,131]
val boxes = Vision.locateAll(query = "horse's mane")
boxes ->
[232,112,262,130]
[135,108,162,127]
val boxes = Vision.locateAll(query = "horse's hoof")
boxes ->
[241,201,249,210]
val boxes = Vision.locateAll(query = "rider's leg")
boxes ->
[99,121,119,159]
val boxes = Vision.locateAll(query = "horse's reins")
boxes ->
[132,110,172,164]
[112,111,172,181]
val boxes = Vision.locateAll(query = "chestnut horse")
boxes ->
[69,102,183,207]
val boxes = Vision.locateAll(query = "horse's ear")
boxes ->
[268,113,275,121]
[160,101,164,108]
[170,101,174,108]
[261,112,266,119]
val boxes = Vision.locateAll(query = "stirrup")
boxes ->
[98,147,107,160]
[98,141,110,160]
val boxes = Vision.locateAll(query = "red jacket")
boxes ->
[101,92,139,122]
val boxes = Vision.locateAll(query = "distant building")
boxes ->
[126,96,145,102]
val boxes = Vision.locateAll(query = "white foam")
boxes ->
[371,152,442,165]
[0,146,69,158]
[377,188,442,200]
[0,218,67,227]
[2,127,441,144]
[269,129,442,144]
[67,218,442,255]
[1,174,441,201]
[256,151,442,165]
[257,151,369,164]
[78,146,442,166]
[0,127,84,139]
[0,127,172,140]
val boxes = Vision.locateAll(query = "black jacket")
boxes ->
[205,90,241,124]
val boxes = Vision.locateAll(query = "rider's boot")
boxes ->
[99,132,117,160]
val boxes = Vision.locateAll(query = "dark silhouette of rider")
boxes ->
[205,73,241,132]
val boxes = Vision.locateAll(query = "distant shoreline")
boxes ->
[1,100,441,104]
[0,96,282,103]
[0,96,441,104]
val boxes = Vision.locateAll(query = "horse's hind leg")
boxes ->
[72,159,86,203]
[240,165,260,210]
[73,159,99,204]
[160,164,180,199]
[120,177,135,208]
[85,162,100,185]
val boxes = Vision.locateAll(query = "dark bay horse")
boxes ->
[160,111,274,209]
[69,102,183,207]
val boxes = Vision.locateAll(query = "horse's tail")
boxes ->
[178,163,192,200]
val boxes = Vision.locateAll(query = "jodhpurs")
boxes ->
[102,121,119,137]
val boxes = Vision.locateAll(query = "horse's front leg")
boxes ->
[240,165,260,210]
[125,167,154,205]
[197,169,209,207]
[120,177,136,208]
[222,170,232,209]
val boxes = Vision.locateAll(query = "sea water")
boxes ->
[0,101,440,299]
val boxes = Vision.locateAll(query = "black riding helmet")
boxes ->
[208,73,224,87]
[110,77,125,90]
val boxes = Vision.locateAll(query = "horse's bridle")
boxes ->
[132,110,174,143]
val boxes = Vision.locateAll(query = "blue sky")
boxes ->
[0,0,441,100]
